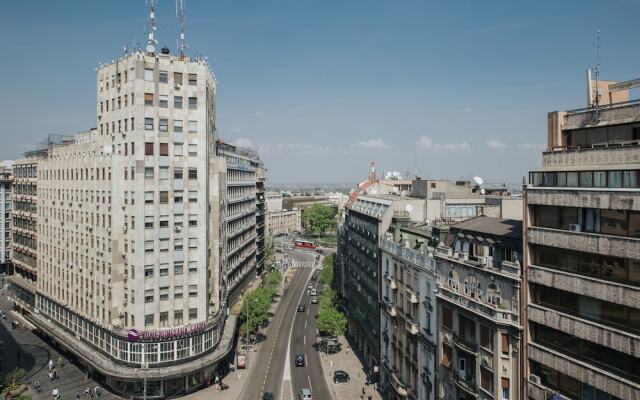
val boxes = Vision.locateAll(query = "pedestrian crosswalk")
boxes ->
[292,260,315,269]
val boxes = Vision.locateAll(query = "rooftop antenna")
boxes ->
[176,0,187,59]
[146,0,158,54]
[592,30,602,121]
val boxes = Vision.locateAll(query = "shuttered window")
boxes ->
[501,333,509,355]
[144,93,154,105]
[144,142,154,155]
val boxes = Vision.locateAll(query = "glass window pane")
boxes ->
[623,170,638,188]
[594,171,607,188]
[608,171,622,188]
[567,172,579,187]
[580,171,593,187]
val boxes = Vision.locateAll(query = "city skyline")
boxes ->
[1,1,639,183]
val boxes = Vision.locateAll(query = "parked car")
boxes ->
[298,388,312,400]
[295,352,306,367]
[310,288,317,296]
[297,304,306,312]
[333,370,350,383]
[307,283,313,289]
[310,297,318,304]
[263,392,274,400]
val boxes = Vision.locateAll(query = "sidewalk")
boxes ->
[318,336,382,400]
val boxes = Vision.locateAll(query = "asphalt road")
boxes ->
[242,249,316,400]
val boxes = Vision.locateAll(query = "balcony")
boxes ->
[528,303,640,358]
[543,140,640,169]
[437,285,520,327]
[390,372,409,398]
[381,238,436,273]
[405,285,418,303]
[528,264,640,308]
[383,273,398,290]
[527,226,640,260]
[527,187,640,212]
[453,333,478,355]
[405,320,419,335]
[453,371,478,397]
[528,343,640,400]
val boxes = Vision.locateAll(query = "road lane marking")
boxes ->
[308,375,313,392]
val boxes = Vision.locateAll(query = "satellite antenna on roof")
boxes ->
[146,0,158,54]
[591,30,602,122]
[473,176,484,186]
[176,0,187,59]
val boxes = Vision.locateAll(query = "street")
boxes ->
[241,246,330,400]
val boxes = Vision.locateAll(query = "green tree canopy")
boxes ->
[302,204,336,236]
[239,287,275,335]
[264,270,282,290]
[316,307,347,337]
[319,254,334,286]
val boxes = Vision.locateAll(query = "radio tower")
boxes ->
[177,0,187,59]
[146,0,158,54]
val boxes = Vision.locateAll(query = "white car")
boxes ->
[308,283,313,289]
[298,388,312,400]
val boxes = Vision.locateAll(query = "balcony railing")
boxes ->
[405,285,418,303]
[405,320,419,335]
[453,333,478,354]
[382,238,435,273]
[386,304,398,317]
[390,372,409,397]
[437,285,520,327]
[453,371,478,397]
[383,273,398,290]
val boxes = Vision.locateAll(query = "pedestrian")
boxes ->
[53,368,58,380]
[84,388,90,399]
[94,386,101,397]
[58,356,64,368]
[76,392,81,400]
[49,358,54,371]
[48,371,53,382]
[362,386,366,395]
[52,388,59,400]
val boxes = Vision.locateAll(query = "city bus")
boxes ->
[294,239,317,249]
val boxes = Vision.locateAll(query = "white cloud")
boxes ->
[486,139,508,148]
[350,139,390,150]
[516,143,546,150]
[258,142,334,156]
[416,136,470,151]
[231,138,253,148]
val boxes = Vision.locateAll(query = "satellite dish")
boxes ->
[404,204,413,212]
[480,188,486,195]
[146,44,156,53]
[473,176,484,186]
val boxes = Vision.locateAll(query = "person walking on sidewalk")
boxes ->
[48,358,54,371]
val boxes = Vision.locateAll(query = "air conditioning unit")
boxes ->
[530,374,541,384]
[174,84,181,90]
[569,224,581,232]
[175,226,182,232]
[477,256,487,266]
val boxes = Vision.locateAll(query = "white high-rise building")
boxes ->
[27,49,233,398]
[0,162,13,271]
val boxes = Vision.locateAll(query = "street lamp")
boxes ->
[245,298,258,368]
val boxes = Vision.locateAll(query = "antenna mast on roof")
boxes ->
[592,30,602,122]
[146,0,158,54]
[176,0,187,59]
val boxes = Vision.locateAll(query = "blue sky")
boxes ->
[1,1,638,183]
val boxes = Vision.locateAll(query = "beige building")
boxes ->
[19,49,234,398]
[524,82,640,400]
[1,163,13,272]
[266,192,283,212]
[266,209,302,236]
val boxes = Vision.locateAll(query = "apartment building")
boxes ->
[0,163,13,273]
[266,192,283,212]
[9,153,43,307]
[380,216,445,400]
[524,88,640,399]
[256,166,267,274]
[217,141,262,301]
[266,209,302,236]
[22,50,233,398]
[435,217,522,400]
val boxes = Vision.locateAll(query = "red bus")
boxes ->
[294,239,317,249]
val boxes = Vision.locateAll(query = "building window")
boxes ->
[174,239,183,251]
[188,237,198,248]
[188,120,197,133]
[441,343,452,367]
[188,261,197,273]
[144,93,154,106]
[144,266,154,278]
[144,240,154,253]
[189,285,197,297]
[442,306,452,330]
[145,289,154,303]
[145,118,154,131]
[159,287,169,301]
[174,193,184,203]
[174,263,183,275]
[501,333,509,355]
[480,324,493,351]
[174,96,183,109]
[159,94,168,108]
[159,119,168,132]
[174,214,184,227]
[158,142,168,156]
[188,191,197,203]
[501,378,510,400]
[159,238,169,252]
[174,144,183,156]
[174,310,183,324]
[174,72,183,85]
[144,68,153,81]
[480,367,493,393]
[144,191,154,204]
[188,97,197,110]
[159,166,169,180]
[145,314,154,327]
[189,308,197,320]
[188,168,197,179]
[159,70,168,83]
[159,191,169,204]
[145,216,154,229]
[174,167,183,179]
[447,271,459,292]
[159,215,169,227]
[144,167,154,180]
[188,144,197,157]
[174,119,183,133]
[188,74,197,85]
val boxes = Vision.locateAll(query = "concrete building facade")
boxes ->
[266,209,302,236]
[524,97,640,400]
[266,192,283,213]
[19,50,234,398]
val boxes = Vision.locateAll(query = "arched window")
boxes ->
[487,283,501,306]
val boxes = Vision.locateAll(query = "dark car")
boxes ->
[295,352,306,367]
[333,370,350,383]
[263,392,274,400]
[297,304,306,312]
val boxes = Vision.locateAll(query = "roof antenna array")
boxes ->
[146,0,158,54]
[592,30,602,121]
[176,0,187,59]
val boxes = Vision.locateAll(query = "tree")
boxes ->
[239,287,275,335]
[264,271,282,290]
[318,288,337,311]
[3,367,27,391]
[316,307,347,337]
[302,204,336,236]
[319,254,334,286]
[265,236,276,268]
